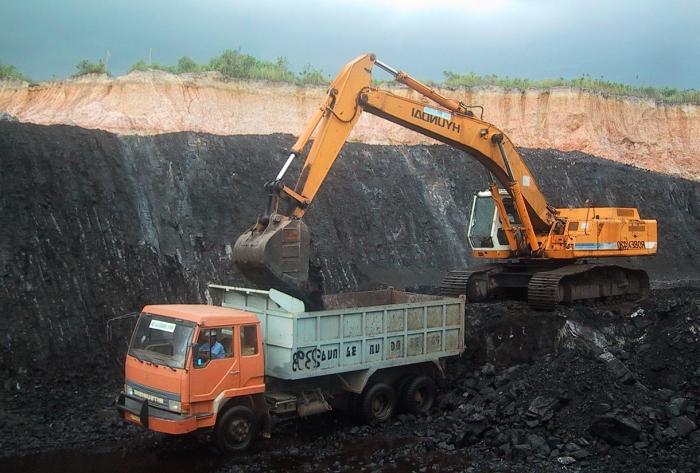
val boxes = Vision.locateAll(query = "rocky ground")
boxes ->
[1,286,698,473]
[1,121,699,471]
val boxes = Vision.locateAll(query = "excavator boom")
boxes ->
[233,54,375,305]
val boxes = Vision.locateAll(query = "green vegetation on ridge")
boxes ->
[127,49,698,104]
[441,71,700,105]
[2,50,698,105]
[0,62,31,82]
[129,49,328,85]
[72,59,109,77]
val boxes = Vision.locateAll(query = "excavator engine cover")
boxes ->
[233,213,321,306]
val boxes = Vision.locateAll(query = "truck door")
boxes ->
[189,327,239,402]
[238,324,265,389]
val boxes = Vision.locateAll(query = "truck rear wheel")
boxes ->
[401,376,436,414]
[215,405,258,453]
[361,382,396,424]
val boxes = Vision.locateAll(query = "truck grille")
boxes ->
[126,381,179,407]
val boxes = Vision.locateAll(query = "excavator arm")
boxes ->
[279,54,555,230]
[233,53,560,302]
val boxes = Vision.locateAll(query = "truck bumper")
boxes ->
[116,391,198,435]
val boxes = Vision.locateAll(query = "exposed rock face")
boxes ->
[1,121,699,377]
[1,71,698,179]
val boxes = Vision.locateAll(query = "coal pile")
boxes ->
[429,287,700,472]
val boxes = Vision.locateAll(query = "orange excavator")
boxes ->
[233,54,657,310]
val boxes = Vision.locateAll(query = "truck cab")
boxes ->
[116,305,265,449]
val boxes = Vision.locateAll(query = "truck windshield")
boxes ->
[128,313,195,369]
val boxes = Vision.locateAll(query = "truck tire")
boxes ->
[401,376,436,414]
[361,382,396,424]
[215,405,258,453]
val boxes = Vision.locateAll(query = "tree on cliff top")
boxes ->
[129,60,175,74]
[176,56,201,73]
[0,62,30,82]
[128,56,202,74]
[297,64,329,86]
[72,59,109,77]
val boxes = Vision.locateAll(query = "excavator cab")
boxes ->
[468,190,514,252]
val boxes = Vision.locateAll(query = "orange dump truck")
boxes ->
[116,285,465,451]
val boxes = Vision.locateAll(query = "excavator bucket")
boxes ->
[233,213,321,306]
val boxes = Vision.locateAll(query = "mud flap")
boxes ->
[251,395,272,439]
[139,399,149,429]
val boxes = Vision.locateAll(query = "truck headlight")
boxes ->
[168,400,181,412]
[126,386,134,396]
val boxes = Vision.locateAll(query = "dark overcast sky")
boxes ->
[1,0,698,88]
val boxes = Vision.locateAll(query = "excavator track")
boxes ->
[527,264,650,311]
[526,266,578,311]
[439,265,502,301]
[441,263,649,310]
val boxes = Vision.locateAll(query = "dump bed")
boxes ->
[208,285,465,380]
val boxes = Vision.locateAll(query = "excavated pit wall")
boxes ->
[1,72,699,180]
[0,121,699,383]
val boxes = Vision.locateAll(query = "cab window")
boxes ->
[240,325,258,356]
[469,196,496,249]
[193,328,233,368]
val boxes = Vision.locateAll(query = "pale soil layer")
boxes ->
[1,72,699,179]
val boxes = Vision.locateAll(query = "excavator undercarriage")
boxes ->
[440,263,649,310]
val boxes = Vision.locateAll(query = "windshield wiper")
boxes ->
[129,351,145,364]
[151,356,177,372]
[133,350,160,366]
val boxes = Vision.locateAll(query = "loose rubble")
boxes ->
[1,287,698,472]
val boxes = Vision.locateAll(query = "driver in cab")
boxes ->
[196,330,225,363]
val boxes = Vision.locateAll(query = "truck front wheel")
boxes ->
[402,376,436,414]
[215,405,258,453]
[361,383,396,424]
